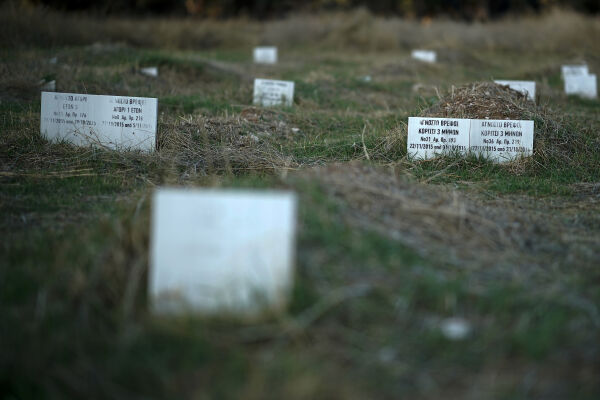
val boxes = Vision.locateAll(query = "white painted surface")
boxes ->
[253,79,295,107]
[149,188,297,315]
[494,80,536,101]
[40,92,157,151]
[407,117,470,160]
[561,65,589,78]
[470,119,534,162]
[564,74,597,99]
[140,67,158,77]
[253,46,278,64]
[411,50,437,63]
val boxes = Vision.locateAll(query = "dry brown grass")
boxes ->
[2,3,599,57]
[309,162,600,274]
[0,108,295,185]
[158,112,296,176]
[420,82,532,120]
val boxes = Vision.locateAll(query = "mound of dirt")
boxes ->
[420,82,534,120]
[415,82,599,172]
[159,112,296,174]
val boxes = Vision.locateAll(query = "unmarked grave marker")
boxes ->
[253,46,278,64]
[253,78,294,107]
[407,117,470,159]
[494,80,536,101]
[411,50,437,63]
[564,74,597,99]
[41,92,157,151]
[150,188,297,315]
[470,119,534,162]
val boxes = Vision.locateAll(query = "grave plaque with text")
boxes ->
[253,47,278,64]
[494,80,536,101]
[469,119,534,162]
[407,117,470,160]
[150,188,297,315]
[253,79,295,107]
[41,92,157,151]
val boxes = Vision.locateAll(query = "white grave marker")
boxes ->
[253,46,278,64]
[469,119,534,162]
[494,80,536,101]
[149,188,297,315]
[253,79,294,107]
[411,50,437,63]
[564,74,597,99]
[41,92,157,151]
[140,67,158,77]
[407,117,470,160]
[561,65,589,78]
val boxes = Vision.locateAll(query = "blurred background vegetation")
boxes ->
[15,0,600,19]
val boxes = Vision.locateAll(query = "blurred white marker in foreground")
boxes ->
[440,317,471,340]
[411,50,437,63]
[149,188,297,316]
[253,46,278,64]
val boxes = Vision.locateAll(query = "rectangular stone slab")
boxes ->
[149,188,297,315]
[407,117,470,160]
[470,119,534,163]
[253,78,295,107]
[41,92,157,151]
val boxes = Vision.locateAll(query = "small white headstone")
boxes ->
[407,117,470,160]
[564,74,597,99]
[41,92,157,151]
[470,119,534,162]
[149,188,297,315]
[140,67,158,77]
[253,79,294,107]
[494,80,536,101]
[253,46,278,64]
[411,50,437,63]
[561,65,589,78]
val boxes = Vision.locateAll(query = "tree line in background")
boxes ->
[17,0,600,18]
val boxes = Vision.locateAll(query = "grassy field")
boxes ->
[1,5,600,399]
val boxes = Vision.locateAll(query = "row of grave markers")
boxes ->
[37,48,594,316]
